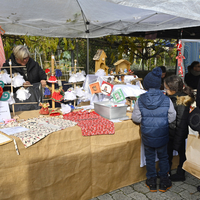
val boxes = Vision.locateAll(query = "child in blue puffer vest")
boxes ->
[132,67,176,193]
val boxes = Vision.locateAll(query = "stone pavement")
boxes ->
[90,169,200,200]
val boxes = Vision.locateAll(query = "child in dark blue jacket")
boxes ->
[132,67,176,192]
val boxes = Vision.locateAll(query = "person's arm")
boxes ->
[37,63,47,81]
[131,100,142,123]
[196,79,200,108]
[168,99,176,123]
[35,62,47,88]
[173,103,189,151]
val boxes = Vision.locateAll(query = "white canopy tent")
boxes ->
[1,0,200,73]
[1,0,200,38]
[105,0,200,21]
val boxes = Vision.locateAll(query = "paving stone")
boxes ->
[97,194,113,200]
[168,185,184,193]
[190,192,200,200]
[179,183,197,193]
[172,181,184,187]
[128,191,148,200]
[112,191,132,200]
[133,182,149,193]
[146,192,167,200]
[109,189,120,194]
[160,191,182,200]
[130,181,142,187]
[179,190,198,200]
[186,172,196,179]
[93,168,200,200]
[120,186,135,195]
[184,177,200,186]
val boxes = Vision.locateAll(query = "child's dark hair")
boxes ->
[159,66,166,73]
[164,75,194,98]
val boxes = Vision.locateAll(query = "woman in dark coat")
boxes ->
[2,45,47,111]
[3,45,47,89]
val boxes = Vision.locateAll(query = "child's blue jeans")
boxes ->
[144,143,169,179]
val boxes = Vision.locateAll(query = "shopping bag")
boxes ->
[183,134,200,179]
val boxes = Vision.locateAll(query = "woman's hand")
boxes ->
[40,80,46,88]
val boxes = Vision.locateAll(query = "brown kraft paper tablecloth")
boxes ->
[0,110,179,200]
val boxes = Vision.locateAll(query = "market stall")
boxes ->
[0,110,179,200]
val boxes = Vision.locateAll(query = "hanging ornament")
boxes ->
[47,75,57,83]
[176,40,182,51]
[0,70,11,84]
[178,66,184,77]
[45,68,51,75]
[55,69,62,77]
[51,87,64,102]
[176,52,185,66]
[176,52,185,77]
[16,87,31,101]
[44,87,51,96]
[12,73,26,88]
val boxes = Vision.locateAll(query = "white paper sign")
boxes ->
[0,126,29,135]
[0,101,11,120]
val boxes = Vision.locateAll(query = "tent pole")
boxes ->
[87,37,89,74]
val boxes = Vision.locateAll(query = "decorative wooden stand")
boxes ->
[51,55,55,110]
[2,59,36,116]
[43,58,84,109]
[63,59,84,108]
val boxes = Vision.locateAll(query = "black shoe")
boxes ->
[159,176,172,192]
[197,186,200,192]
[146,177,157,192]
[170,173,185,182]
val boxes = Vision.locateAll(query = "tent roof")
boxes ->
[120,26,200,39]
[1,0,200,38]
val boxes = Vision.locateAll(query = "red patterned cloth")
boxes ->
[0,35,5,68]
[63,110,115,136]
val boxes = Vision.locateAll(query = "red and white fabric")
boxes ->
[63,110,115,136]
